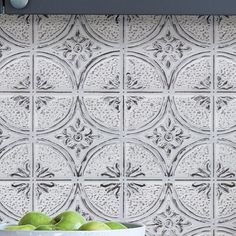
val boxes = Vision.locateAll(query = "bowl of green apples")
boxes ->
[0,211,145,236]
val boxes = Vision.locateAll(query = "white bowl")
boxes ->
[0,223,145,236]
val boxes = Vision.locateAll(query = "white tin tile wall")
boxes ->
[0,14,236,235]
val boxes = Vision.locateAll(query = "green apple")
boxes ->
[79,221,111,231]
[5,225,36,231]
[105,222,127,230]
[51,211,86,231]
[19,212,51,227]
[35,225,55,231]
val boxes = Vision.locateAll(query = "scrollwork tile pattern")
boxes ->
[0,14,236,235]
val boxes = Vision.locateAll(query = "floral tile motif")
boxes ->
[144,22,193,75]
[143,189,196,236]
[146,116,190,156]
[53,28,102,70]
[56,118,101,157]
[145,29,191,70]
[0,14,236,234]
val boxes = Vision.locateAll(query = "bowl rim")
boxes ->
[0,223,145,233]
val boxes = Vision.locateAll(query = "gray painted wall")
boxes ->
[4,0,236,14]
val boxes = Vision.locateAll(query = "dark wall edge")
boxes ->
[4,0,236,15]
[0,0,3,14]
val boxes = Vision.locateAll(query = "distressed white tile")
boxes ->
[0,14,235,234]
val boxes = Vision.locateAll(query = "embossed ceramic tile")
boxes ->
[81,15,121,45]
[125,15,163,46]
[82,53,121,91]
[125,182,163,219]
[142,187,209,236]
[0,55,31,91]
[125,54,166,90]
[81,141,122,178]
[216,229,236,236]
[173,94,212,132]
[216,54,236,91]
[34,53,76,91]
[35,95,75,132]
[173,16,212,45]
[0,14,236,236]
[35,140,77,178]
[175,182,212,219]
[0,15,32,46]
[174,142,212,178]
[35,15,74,47]
[0,95,31,132]
[35,182,76,216]
[0,182,32,219]
[124,95,165,132]
[81,95,122,132]
[216,95,236,132]
[82,181,122,219]
[124,142,163,178]
[0,141,31,179]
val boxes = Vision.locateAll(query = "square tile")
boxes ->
[0,182,32,220]
[81,182,122,219]
[124,182,163,219]
[0,95,31,132]
[35,182,76,216]
[35,95,75,133]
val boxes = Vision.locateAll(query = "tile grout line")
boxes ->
[31,15,36,212]
[3,90,236,95]
[212,90,216,229]
[2,177,236,182]
[121,15,126,221]
[212,15,216,233]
